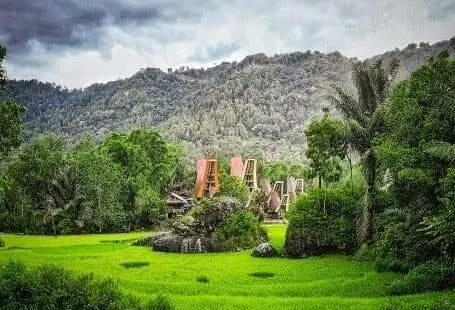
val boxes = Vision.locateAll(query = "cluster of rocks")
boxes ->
[135,233,224,253]
[136,197,259,253]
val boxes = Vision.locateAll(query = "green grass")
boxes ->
[0,226,453,309]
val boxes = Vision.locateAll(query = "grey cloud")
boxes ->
[427,0,455,20]
[0,0,202,60]
[188,41,241,62]
[2,0,455,88]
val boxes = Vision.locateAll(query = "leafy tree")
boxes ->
[329,58,399,242]
[71,137,125,233]
[376,54,455,266]
[100,129,178,230]
[218,159,250,204]
[0,129,178,234]
[0,44,25,158]
[304,109,346,190]
[0,44,6,87]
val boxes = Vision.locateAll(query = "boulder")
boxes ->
[146,232,224,253]
[251,242,278,257]
[135,196,265,253]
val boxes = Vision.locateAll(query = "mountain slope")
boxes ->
[2,38,455,161]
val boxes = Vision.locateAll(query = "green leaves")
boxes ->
[374,55,455,267]
[305,111,346,186]
[0,129,180,234]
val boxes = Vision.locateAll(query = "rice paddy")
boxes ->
[1,225,453,309]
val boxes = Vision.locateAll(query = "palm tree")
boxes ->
[329,58,399,242]
[43,165,85,234]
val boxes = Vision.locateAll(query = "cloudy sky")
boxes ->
[1,0,455,88]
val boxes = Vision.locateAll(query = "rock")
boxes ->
[135,196,264,253]
[251,242,278,257]
[146,232,225,253]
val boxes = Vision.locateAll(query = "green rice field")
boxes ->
[1,225,454,309]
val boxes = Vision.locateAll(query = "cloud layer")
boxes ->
[1,0,455,88]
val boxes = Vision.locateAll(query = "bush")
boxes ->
[196,275,210,283]
[214,210,266,250]
[218,175,250,204]
[119,261,150,269]
[284,179,364,257]
[0,238,4,248]
[354,244,377,262]
[381,297,455,310]
[0,261,172,310]
[145,294,174,310]
[249,272,275,278]
[191,196,244,235]
[386,261,455,295]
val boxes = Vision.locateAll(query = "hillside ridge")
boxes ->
[2,37,455,161]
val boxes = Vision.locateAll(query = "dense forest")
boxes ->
[1,38,455,161]
[285,53,455,297]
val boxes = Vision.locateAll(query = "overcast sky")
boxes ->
[1,0,455,89]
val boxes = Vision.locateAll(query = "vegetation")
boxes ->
[0,130,180,234]
[0,44,26,160]
[2,226,453,309]
[2,40,454,161]
[304,108,346,189]
[145,197,265,253]
[218,160,250,204]
[285,176,365,257]
[386,261,455,296]
[0,260,171,310]
[329,58,400,242]
[374,54,455,270]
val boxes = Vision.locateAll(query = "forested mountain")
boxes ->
[2,38,455,161]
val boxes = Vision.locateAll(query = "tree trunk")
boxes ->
[364,151,377,242]
[51,212,56,236]
[323,181,327,214]
[347,153,354,197]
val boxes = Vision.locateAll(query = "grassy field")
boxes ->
[1,225,453,309]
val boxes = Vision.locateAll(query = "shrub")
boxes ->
[381,297,455,310]
[249,272,275,278]
[0,238,4,248]
[354,244,377,262]
[218,174,250,204]
[196,275,210,283]
[374,221,411,273]
[119,261,150,269]
[190,196,244,235]
[0,261,172,310]
[145,294,175,310]
[386,261,455,295]
[284,179,364,257]
[215,210,266,250]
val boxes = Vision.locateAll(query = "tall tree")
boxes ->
[305,109,346,212]
[305,109,346,189]
[377,54,455,265]
[329,59,399,242]
[0,44,26,158]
